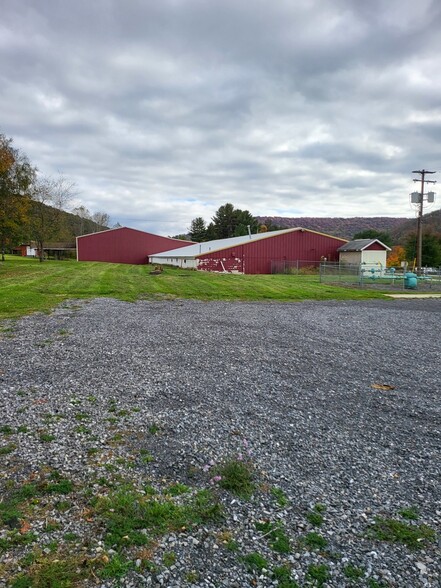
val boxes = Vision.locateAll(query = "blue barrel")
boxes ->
[404,272,418,289]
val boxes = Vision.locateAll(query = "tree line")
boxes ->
[186,203,283,242]
[0,133,110,261]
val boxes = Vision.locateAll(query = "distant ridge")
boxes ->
[256,216,412,240]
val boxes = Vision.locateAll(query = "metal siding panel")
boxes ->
[197,231,343,273]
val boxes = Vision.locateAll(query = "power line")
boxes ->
[411,169,436,271]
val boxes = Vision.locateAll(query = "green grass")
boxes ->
[0,256,386,319]
[241,552,269,573]
[255,520,291,553]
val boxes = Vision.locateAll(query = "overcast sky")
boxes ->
[2,0,441,236]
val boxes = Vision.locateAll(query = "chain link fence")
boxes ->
[319,262,441,292]
[271,260,321,275]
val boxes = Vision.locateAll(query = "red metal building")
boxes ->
[77,227,193,264]
[149,228,347,274]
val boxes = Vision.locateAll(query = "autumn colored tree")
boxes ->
[387,245,406,268]
[0,134,35,260]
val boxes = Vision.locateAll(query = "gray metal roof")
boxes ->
[149,228,302,258]
[337,239,391,252]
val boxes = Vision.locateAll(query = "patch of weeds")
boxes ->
[17,425,28,434]
[39,433,55,443]
[344,564,365,581]
[141,452,155,464]
[306,510,324,527]
[45,478,74,495]
[0,425,13,435]
[43,520,61,533]
[63,532,79,542]
[75,425,90,434]
[106,417,118,425]
[98,554,133,579]
[213,457,255,499]
[314,503,326,513]
[104,464,117,472]
[108,400,117,412]
[95,486,222,549]
[255,520,290,554]
[302,532,328,550]
[0,531,37,551]
[271,486,289,508]
[367,579,387,588]
[97,476,113,487]
[273,565,300,587]
[241,552,269,573]
[69,397,82,406]
[18,555,87,586]
[55,500,71,512]
[148,423,159,434]
[87,447,99,456]
[398,506,419,520]
[87,395,97,404]
[305,563,329,587]
[74,412,90,421]
[144,484,158,495]
[132,407,141,413]
[0,442,17,454]
[369,516,435,549]
[186,570,200,583]
[17,390,27,397]
[168,483,190,496]
[109,433,124,444]
[58,329,69,336]
[163,551,176,567]
[117,409,129,417]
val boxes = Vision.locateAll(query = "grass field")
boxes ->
[0,256,386,319]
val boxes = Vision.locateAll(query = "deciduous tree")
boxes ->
[0,134,35,260]
[31,175,76,261]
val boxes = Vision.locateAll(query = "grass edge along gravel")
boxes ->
[0,256,386,319]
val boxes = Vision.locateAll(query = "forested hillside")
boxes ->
[257,216,412,241]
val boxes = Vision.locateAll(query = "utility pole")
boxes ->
[411,169,436,271]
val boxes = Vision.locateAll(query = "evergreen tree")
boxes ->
[188,216,208,242]
[405,232,441,267]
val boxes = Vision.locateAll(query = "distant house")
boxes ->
[149,228,347,274]
[77,227,194,264]
[337,239,391,267]
[12,242,38,257]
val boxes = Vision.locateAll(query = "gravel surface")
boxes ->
[1,298,440,587]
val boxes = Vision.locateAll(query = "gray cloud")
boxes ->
[2,0,441,234]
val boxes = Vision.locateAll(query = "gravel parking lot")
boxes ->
[1,298,440,587]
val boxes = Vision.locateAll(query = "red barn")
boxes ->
[149,228,347,274]
[77,227,193,265]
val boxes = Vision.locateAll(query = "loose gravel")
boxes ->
[0,297,440,587]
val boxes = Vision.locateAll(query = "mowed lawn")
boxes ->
[0,256,386,319]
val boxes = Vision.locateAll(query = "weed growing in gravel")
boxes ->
[241,552,269,573]
[305,563,329,587]
[98,554,133,579]
[168,483,190,496]
[306,509,324,527]
[75,425,90,434]
[302,532,328,550]
[255,520,291,554]
[0,442,16,454]
[148,423,160,434]
[273,565,300,587]
[95,485,222,548]
[39,432,55,443]
[270,486,289,507]
[344,564,365,581]
[14,555,89,586]
[398,506,419,520]
[367,579,387,588]
[0,425,13,435]
[369,516,435,549]
[163,551,176,567]
[211,457,255,499]
[17,425,28,433]
[74,412,90,421]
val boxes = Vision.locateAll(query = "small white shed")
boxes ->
[337,239,391,267]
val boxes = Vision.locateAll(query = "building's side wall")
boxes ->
[77,228,192,264]
[339,252,361,265]
[149,255,198,269]
[198,231,345,274]
[361,250,387,266]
